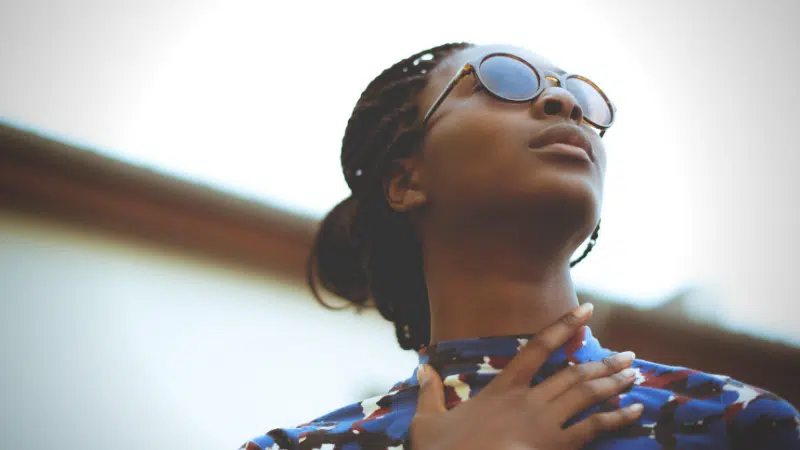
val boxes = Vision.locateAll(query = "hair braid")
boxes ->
[570,221,601,267]
[309,42,473,350]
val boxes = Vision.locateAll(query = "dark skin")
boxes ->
[386,44,607,344]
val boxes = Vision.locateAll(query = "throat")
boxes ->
[421,220,586,345]
[426,264,580,344]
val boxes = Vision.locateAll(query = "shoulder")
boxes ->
[240,380,419,449]
[626,358,799,449]
[720,377,800,449]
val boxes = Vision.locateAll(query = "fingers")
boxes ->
[492,303,594,390]
[550,367,638,422]
[415,364,446,414]
[532,351,636,401]
[566,403,644,446]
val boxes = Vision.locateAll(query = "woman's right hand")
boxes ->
[409,303,643,450]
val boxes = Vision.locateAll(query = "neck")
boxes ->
[423,228,579,344]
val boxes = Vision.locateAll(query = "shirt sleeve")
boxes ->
[723,379,800,449]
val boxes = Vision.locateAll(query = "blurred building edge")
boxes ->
[0,122,317,282]
[1,122,798,407]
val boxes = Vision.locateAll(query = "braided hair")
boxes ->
[307,42,600,351]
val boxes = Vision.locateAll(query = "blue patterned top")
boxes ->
[242,326,799,449]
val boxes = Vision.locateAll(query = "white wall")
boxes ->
[0,211,418,450]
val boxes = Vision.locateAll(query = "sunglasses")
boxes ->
[422,53,616,137]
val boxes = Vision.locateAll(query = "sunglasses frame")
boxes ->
[422,52,617,137]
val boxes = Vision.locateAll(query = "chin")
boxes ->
[521,172,602,234]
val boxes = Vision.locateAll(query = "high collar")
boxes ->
[416,326,611,408]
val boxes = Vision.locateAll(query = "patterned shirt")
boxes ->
[242,326,800,449]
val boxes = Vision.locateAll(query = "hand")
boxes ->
[409,303,643,450]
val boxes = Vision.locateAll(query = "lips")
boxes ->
[529,123,594,161]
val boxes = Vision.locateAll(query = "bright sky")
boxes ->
[1,0,798,344]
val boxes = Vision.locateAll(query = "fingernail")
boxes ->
[576,303,594,318]
[417,364,428,386]
[615,351,636,365]
[627,403,644,413]
[620,368,636,380]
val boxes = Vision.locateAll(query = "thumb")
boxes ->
[415,364,446,414]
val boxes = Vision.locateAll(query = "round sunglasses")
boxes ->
[422,53,616,137]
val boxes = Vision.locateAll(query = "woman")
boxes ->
[242,43,799,449]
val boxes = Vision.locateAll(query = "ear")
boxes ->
[384,157,428,212]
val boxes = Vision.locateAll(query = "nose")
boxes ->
[530,87,584,125]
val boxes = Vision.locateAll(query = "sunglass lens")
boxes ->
[478,55,540,101]
[565,77,613,127]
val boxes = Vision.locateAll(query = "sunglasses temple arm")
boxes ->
[423,64,475,124]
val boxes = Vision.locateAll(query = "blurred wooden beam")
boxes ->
[0,122,317,281]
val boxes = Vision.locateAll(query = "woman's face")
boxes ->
[413,44,607,236]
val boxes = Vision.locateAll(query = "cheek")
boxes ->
[421,106,531,199]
